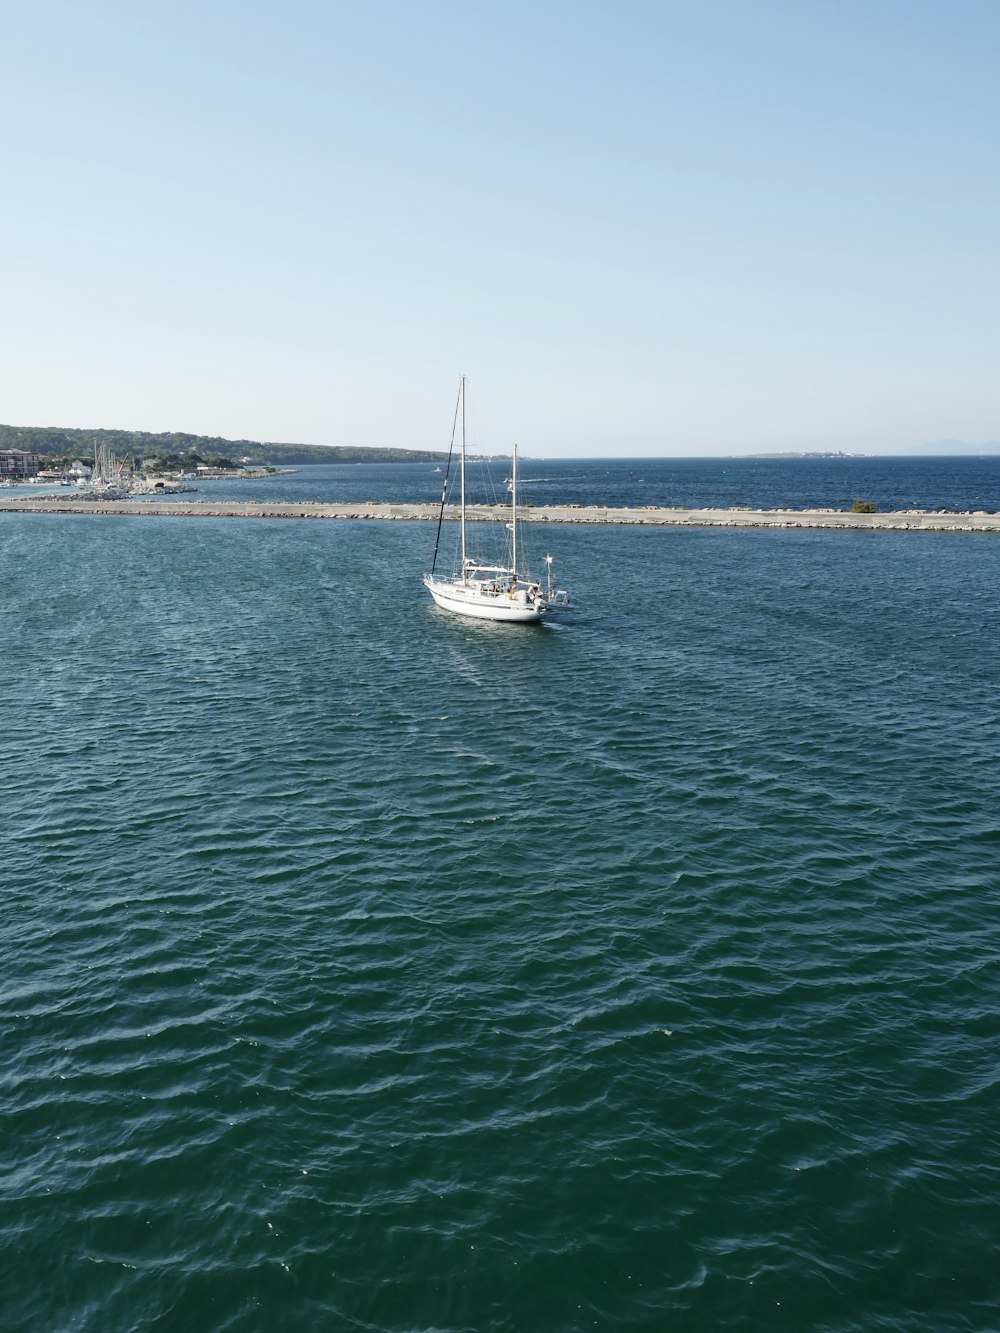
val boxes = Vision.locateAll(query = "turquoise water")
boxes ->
[3,512,999,1331]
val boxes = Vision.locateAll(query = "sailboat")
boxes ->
[423,378,570,623]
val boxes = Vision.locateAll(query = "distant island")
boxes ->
[743,451,867,459]
[0,424,449,470]
[746,441,1000,458]
[746,445,997,461]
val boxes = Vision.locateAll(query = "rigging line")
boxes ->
[430,379,463,574]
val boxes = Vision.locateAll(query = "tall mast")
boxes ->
[460,376,466,575]
[511,440,518,577]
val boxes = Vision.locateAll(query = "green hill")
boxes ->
[0,425,448,467]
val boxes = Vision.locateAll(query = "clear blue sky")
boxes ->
[3,0,998,456]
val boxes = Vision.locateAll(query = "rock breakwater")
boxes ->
[2,496,1000,531]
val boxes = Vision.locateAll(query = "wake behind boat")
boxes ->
[423,378,571,623]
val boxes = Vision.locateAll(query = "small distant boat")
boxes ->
[423,378,571,623]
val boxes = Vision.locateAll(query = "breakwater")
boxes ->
[3,495,1000,531]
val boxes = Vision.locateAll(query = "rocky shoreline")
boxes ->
[2,496,1000,532]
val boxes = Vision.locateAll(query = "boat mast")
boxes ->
[511,440,518,577]
[460,375,467,576]
[430,382,462,576]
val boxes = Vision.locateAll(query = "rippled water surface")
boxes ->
[3,511,999,1331]
[145,453,1000,512]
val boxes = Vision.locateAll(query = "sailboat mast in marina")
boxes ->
[423,378,571,623]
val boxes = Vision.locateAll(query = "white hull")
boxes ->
[424,576,544,623]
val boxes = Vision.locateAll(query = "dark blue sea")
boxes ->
[3,457,999,1331]
[142,454,1000,513]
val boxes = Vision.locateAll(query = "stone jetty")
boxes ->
[2,495,999,532]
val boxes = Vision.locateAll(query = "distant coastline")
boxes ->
[0,424,448,468]
[4,423,1000,466]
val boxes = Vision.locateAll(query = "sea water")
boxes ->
[2,468,999,1331]
[157,454,1000,513]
